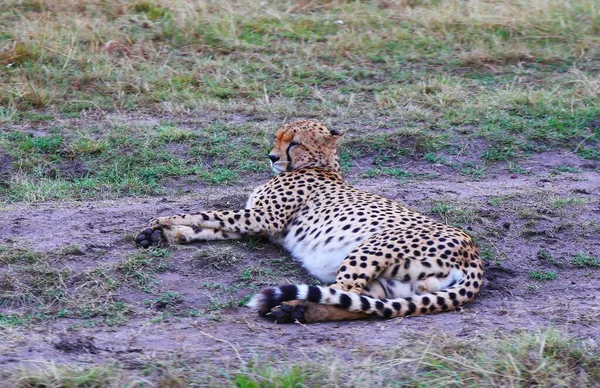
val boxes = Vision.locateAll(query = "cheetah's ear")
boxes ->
[329,129,344,144]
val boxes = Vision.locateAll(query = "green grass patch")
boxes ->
[234,365,306,388]
[0,122,272,201]
[116,249,170,291]
[239,266,275,284]
[0,245,131,325]
[198,168,239,185]
[428,201,477,228]
[0,245,42,265]
[207,295,253,312]
[552,197,590,209]
[364,167,412,181]
[482,145,515,162]
[571,253,600,268]
[529,269,558,281]
[577,147,600,160]
[0,313,31,327]
[146,291,184,310]
[550,165,581,175]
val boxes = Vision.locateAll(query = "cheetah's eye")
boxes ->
[289,141,300,147]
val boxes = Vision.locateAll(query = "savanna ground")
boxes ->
[0,0,599,386]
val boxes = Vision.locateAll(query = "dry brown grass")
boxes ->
[1,0,598,115]
[2,328,598,387]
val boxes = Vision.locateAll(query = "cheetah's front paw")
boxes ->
[135,225,197,248]
[135,227,166,248]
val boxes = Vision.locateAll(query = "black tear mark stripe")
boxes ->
[285,141,297,168]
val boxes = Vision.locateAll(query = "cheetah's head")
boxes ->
[268,120,343,175]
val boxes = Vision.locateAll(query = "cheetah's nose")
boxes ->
[268,154,280,162]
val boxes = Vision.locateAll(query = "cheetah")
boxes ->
[136,120,483,323]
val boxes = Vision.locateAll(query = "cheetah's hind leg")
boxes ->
[266,300,370,324]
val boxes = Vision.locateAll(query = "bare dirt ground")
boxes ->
[1,148,599,375]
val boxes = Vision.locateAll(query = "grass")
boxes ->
[2,329,598,387]
[423,153,488,180]
[147,291,184,310]
[206,295,253,313]
[202,264,278,315]
[550,165,581,175]
[529,269,558,281]
[364,167,413,181]
[191,245,245,270]
[0,239,292,327]
[537,248,565,267]
[0,0,598,201]
[0,122,272,202]
[571,253,600,268]
[6,362,139,388]
[0,245,182,326]
[427,201,479,229]
[2,0,599,115]
[116,249,170,291]
[239,266,276,284]
[234,365,306,388]
[552,196,590,209]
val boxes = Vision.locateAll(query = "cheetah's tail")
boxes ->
[247,265,483,319]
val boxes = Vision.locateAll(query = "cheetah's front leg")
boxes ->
[136,225,243,247]
[136,208,291,247]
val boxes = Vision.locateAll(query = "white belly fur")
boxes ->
[281,233,357,283]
